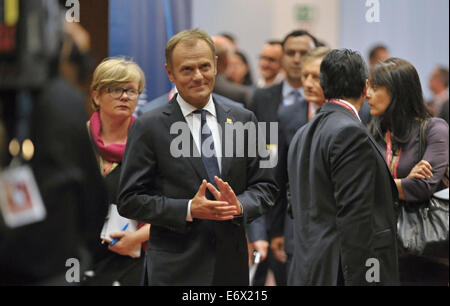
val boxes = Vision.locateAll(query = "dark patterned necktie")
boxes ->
[193,109,220,185]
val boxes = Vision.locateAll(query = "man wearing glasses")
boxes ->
[256,40,284,89]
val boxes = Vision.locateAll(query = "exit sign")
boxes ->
[295,4,315,23]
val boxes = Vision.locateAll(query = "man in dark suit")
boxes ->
[248,30,318,286]
[118,29,278,286]
[287,49,399,285]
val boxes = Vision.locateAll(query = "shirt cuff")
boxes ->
[238,201,244,216]
[186,199,193,222]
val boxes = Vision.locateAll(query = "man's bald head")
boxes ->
[212,35,235,73]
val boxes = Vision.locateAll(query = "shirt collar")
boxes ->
[177,94,216,118]
[282,80,304,100]
[335,99,361,122]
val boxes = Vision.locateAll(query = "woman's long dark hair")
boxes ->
[368,58,432,149]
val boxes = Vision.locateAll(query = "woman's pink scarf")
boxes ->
[89,111,135,163]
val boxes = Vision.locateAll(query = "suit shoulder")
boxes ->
[133,102,172,133]
[139,102,171,121]
[228,103,256,120]
[253,83,282,99]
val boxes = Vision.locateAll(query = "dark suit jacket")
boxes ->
[274,100,309,256]
[250,82,283,125]
[247,83,283,242]
[287,102,399,286]
[118,96,278,286]
[214,73,253,107]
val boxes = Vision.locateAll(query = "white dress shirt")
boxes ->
[177,94,223,221]
[281,81,305,107]
[335,99,361,122]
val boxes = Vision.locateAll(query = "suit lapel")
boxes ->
[163,96,209,183]
[273,82,283,109]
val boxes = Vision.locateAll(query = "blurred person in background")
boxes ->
[427,66,449,122]
[84,57,150,286]
[257,41,284,89]
[212,35,253,107]
[367,57,449,285]
[368,44,390,68]
[0,7,107,284]
[228,50,253,86]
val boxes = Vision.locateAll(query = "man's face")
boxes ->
[282,35,315,84]
[369,49,389,68]
[301,58,325,105]
[166,40,217,108]
[259,44,283,81]
[429,68,445,94]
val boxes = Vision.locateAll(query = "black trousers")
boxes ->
[252,249,287,286]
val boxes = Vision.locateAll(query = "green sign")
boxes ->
[295,5,315,22]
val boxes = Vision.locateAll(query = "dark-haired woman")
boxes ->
[229,51,253,86]
[367,57,449,285]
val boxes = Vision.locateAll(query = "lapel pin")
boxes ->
[226,118,233,124]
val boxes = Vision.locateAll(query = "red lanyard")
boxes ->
[329,99,359,119]
[308,103,314,122]
[385,130,402,178]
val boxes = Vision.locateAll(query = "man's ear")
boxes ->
[214,56,218,76]
[165,63,175,83]
[362,79,369,97]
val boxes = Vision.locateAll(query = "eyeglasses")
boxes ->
[107,87,140,100]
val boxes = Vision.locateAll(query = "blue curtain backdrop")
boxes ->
[109,0,192,101]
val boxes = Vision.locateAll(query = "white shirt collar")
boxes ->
[336,99,361,122]
[176,94,216,118]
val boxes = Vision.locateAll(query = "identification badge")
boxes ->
[0,165,46,228]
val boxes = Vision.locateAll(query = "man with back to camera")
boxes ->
[117,29,278,286]
[287,49,399,285]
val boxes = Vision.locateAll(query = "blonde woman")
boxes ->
[86,57,149,285]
